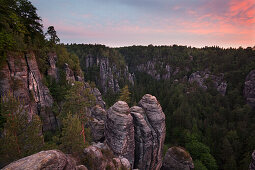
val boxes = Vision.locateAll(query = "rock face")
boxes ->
[244,70,255,108]
[84,56,134,93]
[249,150,255,170]
[105,101,135,167]
[2,150,82,170]
[83,144,131,170]
[47,52,58,80]
[0,53,57,131]
[90,105,107,142]
[134,94,166,170]
[189,71,227,95]
[137,61,171,80]
[162,147,194,170]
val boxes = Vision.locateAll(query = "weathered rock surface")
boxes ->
[64,63,76,85]
[90,105,106,142]
[137,61,168,80]
[162,147,194,170]
[47,52,58,80]
[250,150,255,170]
[0,53,57,131]
[2,150,81,170]
[84,56,134,93]
[244,70,255,108]
[130,106,154,170]
[83,144,131,170]
[136,94,166,170]
[105,101,135,167]
[189,71,227,95]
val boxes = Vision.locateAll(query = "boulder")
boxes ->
[162,147,194,170]
[105,101,135,167]
[3,150,78,170]
[244,70,255,108]
[83,144,131,170]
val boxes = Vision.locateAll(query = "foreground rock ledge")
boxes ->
[162,147,194,170]
[3,150,84,170]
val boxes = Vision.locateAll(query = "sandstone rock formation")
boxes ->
[189,71,227,95]
[84,56,134,93]
[137,61,170,80]
[2,150,83,170]
[244,70,255,108]
[249,150,255,170]
[90,105,107,142]
[0,53,57,131]
[47,52,58,80]
[105,101,135,167]
[83,144,131,170]
[135,94,166,170]
[162,147,194,170]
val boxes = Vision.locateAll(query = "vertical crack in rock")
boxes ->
[105,101,135,167]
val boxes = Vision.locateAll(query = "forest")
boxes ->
[67,44,255,170]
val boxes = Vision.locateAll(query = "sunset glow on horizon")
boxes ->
[31,0,255,48]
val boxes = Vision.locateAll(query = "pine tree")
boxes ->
[60,113,85,155]
[119,85,131,104]
[0,94,44,167]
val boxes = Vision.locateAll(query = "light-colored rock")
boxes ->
[189,71,227,95]
[130,106,154,170]
[105,101,135,167]
[162,147,194,170]
[137,94,166,170]
[3,150,77,170]
[244,70,255,108]
[0,53,57,131]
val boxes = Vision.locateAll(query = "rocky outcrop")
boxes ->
[89,86,106,109]
[2,150,83,170]
[64,63,76,85]
[47,52,58,80]
[84,56,134,93]
[0,53,57,131]
[90,105,107,142]
[249,150,255,170]
[104,94,166,170]
[105,101,135,167]
[244,70,255,108]
[189,71,227,95]
[134,94,166,170]
[162,147,194,170]
[83,144,131,170]
[137,61,170,80]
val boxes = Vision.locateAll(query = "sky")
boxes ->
[30,0,255,48]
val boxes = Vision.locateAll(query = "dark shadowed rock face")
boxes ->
[244,70,255,108]
[130,106,154,170]
[249,150,255,170]
[162,147,194,170]
[83,144,131,170]
[2,150,81,170]
[0,53,57,131]
[90,105,107,142]
[105,101,135,167]
[134,94,166,170]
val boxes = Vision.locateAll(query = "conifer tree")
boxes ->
[119,85,131,104]
[0,94,44,167]
[60,113,85,155]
